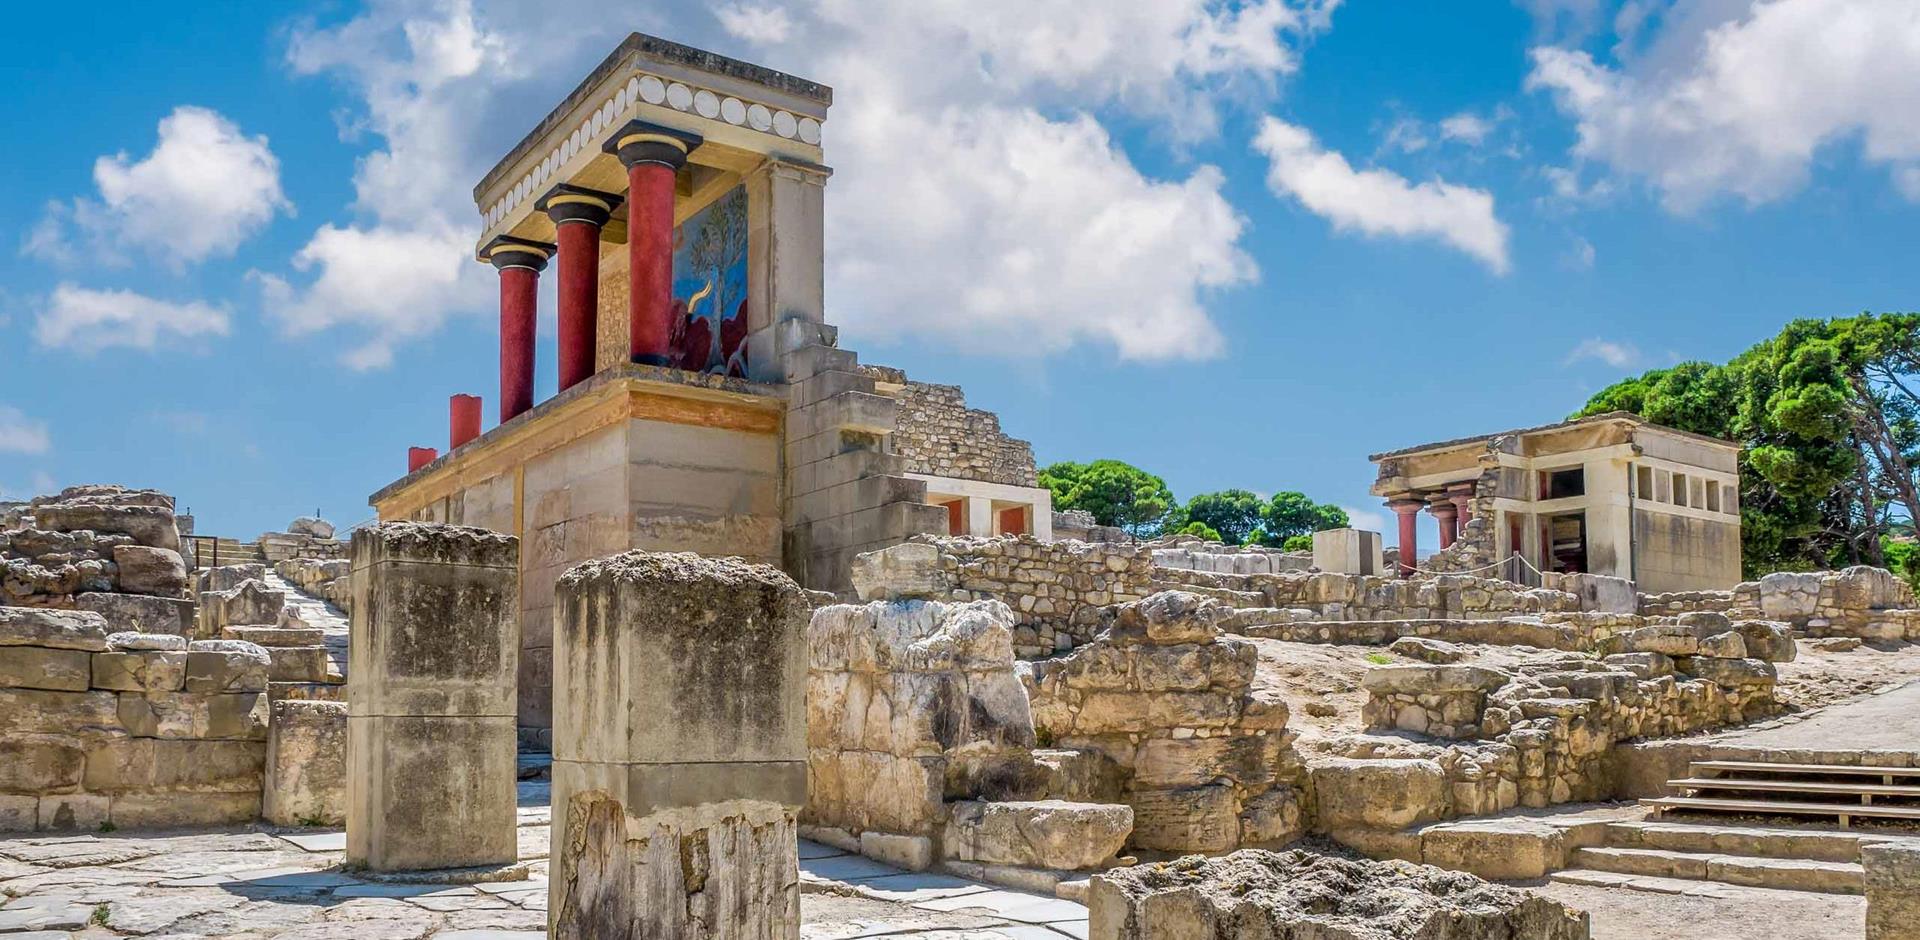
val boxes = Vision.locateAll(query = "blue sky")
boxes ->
[3,0,1916,544]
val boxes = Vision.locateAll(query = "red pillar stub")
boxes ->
[449,394,482,450]
[407,447,439,473]
[1429,499,1459,550]
[602,120,703,368]
[536,184,622,392]
[480,236,553,423]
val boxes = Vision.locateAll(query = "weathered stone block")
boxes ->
[1088,849,1590,940]
[116,691,267,740]
[111,545,187,597]
[110,790,259,829]
[346,713,518,871]
[0,607,109,651]
[553,790,798,940]
[1865,842,1920,940]
[348,523,519,719]
[34,503,180,552]
[263,699,347,827]
[943,799,1132,870]
[0,646,92,691]
[82,737,265,793]
[91,651,187,692]
[850,541,955,601]
[1127,784,1240,853]
[76,593,195,637]
[1311,758,1448,832]
[184,640,271,693]
[0,687,118,734]
[0,736,86,792]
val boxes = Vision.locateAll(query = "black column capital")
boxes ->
[536,184,624,228]
[602,120,704,171]
[481,235,556,272]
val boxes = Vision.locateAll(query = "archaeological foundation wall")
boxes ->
[1641,564,1920,641]
[874,370,1040,488]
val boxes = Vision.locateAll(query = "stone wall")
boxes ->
[1051,510,1129,544]
[1025,592,1300,855]
[852,537,1155,657]
[276,557,352,614]
[1157,568,1584,622]
[2,486,193,639]
[1148,538,1312,576]
[1,606,270,831]
[876,370,1039,488]
[1639,565,1920,640]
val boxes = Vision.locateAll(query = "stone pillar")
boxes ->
[346,522,519,872]
[449,394,482,450]
[1865,842,1920,939]
[551,551,807,939]
[539,185,622,392]
[484,236,553,422]
[744,159,829,383]
[1428,496,1459,550]
[966,497,994,539]
[603,121,702,367]
[1388,498,1423,577]
[263,699,347,827]
[407,447,437,473]
[1448,484,1475,527]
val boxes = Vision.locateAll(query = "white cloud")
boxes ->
[1527,0,1920,211]
[1564,235,1596,270]
[25,106,290,270]
[1253,117,1511,273]
[0,407,51,456]
[1438,111,1495,146]
[716,4,793,44]
[34,284,229,353]
[1565,337,1641,368]
[268,0,1332,366]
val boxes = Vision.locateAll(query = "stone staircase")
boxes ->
[1547,758,1920,894]
[258,568,349,696]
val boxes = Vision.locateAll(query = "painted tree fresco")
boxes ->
[670,184,749,376]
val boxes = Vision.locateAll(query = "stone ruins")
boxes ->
[4,29,1919,940]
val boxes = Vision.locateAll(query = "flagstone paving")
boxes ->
[0,778,1089,938]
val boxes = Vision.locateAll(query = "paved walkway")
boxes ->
[1716,677,1920,750]
[260,569,350,678]
[0,777,1088,938]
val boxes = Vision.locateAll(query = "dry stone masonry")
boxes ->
[551,551,808,939]
[0,607,270,831]
[878,370,1040,487]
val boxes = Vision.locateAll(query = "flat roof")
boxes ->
[1367,411,1739,462]
[475,32,832,201]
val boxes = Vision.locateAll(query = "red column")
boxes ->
[1449,487,1475,528]
[1388,497,1424,577]
[604,121,702,367]
[449,394,482,450]
[483,237,552,423]
[407,447,438,473]
[1430,500,1459,549]
[538,186,621,391]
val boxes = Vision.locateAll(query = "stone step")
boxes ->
[1644,794,1920,824]
[226,625,327,647]
[270,680,344,703]
[1692,759,1920,781]
[1676,776,1920,798]
[1570,846,1862,894]
[1602,820,1865,863]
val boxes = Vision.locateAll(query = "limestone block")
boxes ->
[859,830,934,871]
[1676,656,1777,688]
[850,542,955,601]
[1311,758,1448,831]
[0,606,109,651]
[1865,842,1920,940]
[0,736,86,792]
[1133,736,1272,789]
[198,563,267,593]
[0,794,32,830]
[1088,849,1591,940]
[198,580,285,638]
[82,737,265,793]
[1362,664,1509,695]
[553,791,798,940]
[34,503,180,552]
[109,790,259,829]
[0,687,118,734]
[1127,784,1240,853]
[1108,591,1223,646]
[1390,636,1467,664]
[1733,620,1797,663]
[107,631,188,651]
[288,516,336,539]
[1035,748,1125,803]
[346,713,518,870]
[37,793,111,831]
[263,699,347,827]
[184,640,271,693]
[91,651,187,692]
[555,552,806,772]
[116,690,267,740]
[348,523,519,719]
[1420,820,1566,880]
[76,593,194,637]
[111,545,187,597]
[0,646,91,691]
[1312,528,1384,576]
[943,800,1133,870]
[264,646,332,683]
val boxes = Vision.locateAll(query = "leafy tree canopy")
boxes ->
[1182,490,1265,545]
[1040,459,1178,536]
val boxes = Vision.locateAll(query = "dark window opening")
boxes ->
[1544,467,1585,500]
[1546,512,1588,575]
